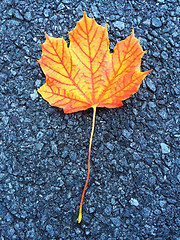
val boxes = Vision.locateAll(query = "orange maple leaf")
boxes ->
[37,12,152,223]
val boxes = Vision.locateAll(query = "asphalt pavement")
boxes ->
[0,0,179,239]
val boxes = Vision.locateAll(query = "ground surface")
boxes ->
[0,0,180,239]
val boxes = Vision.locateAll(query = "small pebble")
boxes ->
[113,21,125,31]
[24,12,32,21]
[30,90,39,100]
[130,198,139,207]
[161,51,168,60]
[160,143,170,154]
[146,79,156,92]
[152,17,162,28]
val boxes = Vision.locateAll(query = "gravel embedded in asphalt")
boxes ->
[0,0,179,239]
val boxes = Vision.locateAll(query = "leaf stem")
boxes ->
[77,106,97,223]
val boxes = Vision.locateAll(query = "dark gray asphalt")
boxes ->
[0,0,179,239]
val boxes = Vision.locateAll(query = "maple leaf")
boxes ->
[37,12,152,223]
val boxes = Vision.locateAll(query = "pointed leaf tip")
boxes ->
[132,27,134,35]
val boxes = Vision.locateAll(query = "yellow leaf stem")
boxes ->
[77,106,97,223]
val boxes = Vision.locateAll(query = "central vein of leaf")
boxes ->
[85,17,95,104]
